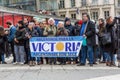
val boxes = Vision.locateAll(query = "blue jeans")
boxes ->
[104,52,111,62]
[27,48,35,61]
[36,57,41,63]
[1,54,5,63]
[0,53,5,63]
[87,46,94,64]
[100,47,106,62]
[80,46,87,64]
[14,45,25,63]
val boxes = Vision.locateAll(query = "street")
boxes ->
[0,58,120,80]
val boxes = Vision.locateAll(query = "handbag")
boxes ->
[101,29,112,45]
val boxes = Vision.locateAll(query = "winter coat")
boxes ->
[8,25,16,42]
[104,21,117,53]
[25,27,39,49]
[14,26,26,46]
[43,25,57,37]
[0,35,7,54]
[81,21,96,46]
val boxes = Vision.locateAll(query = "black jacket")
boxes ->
[14,27,26,46]
[104,21,117,52]
[64,24,73,36]
[82,21,96,46]
[0,35,7,54]
[25,27,39,49]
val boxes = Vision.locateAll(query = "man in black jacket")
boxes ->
[79,13,96,66]
[14,21,26,65]
[0,27,7,64]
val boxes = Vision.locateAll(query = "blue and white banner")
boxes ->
[30,36,83,57]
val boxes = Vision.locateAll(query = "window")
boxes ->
[118,0,120,7]
[71,0,75,7]
[71,13,76,19]
[61,14,65,17]
[81,0,86,6]
[104,11,110,19]
[104,0,109,4]
[48,0,58,11]
[92,0,98,5]
[92,12,98,21]
[59,0,65,9]
[40,1,48,10]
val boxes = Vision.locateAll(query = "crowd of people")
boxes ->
[0,13,120,67]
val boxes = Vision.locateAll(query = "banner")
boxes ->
[30,36,83,57]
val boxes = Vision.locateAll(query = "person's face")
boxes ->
[35,21,40,26]
[28,25,33,29]
[39,23,43,27]
[58,23,64,28]
[7,24,10,28]
[98,20,103,25]
[110,17,113,22]
[18,23,22,27]
[24,18,28,24]
[49,20,54,25]
[82,15,88,22]
[65,20,71,25]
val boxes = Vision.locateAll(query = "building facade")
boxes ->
[57,0,117,20]
[0,0,120,20]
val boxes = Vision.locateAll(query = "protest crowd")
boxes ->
[0,13,120,67]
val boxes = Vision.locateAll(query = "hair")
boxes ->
[99,18,105,24]
[18,21,24,26]
[28,22,35,26]
[57,21,64,27]
[106,16,112,24]
[58,21,64,25]
[82,13,90,20]
[6,22,12,25]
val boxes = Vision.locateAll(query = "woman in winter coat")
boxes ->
[97,18,106,63]
[104,16,117,66]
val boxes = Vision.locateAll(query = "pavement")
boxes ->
[0,57,120,80]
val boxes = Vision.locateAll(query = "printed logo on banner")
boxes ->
[30,36,83,57]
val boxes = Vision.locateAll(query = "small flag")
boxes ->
[76,8,80,14]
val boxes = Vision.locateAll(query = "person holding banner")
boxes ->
[43,18,57,65]
[25,22,39,66]
[78,13,96,66]
[57,21,68,65]
[64,17,74,64]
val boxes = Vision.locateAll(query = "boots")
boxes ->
[29,61,36,66]
[106,61,111,66]
[110,62,116,67]
[29,61,33,66]
[118,62,120,68]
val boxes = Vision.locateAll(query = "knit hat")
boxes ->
[78,20,83,25]
[64,17,70,22]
